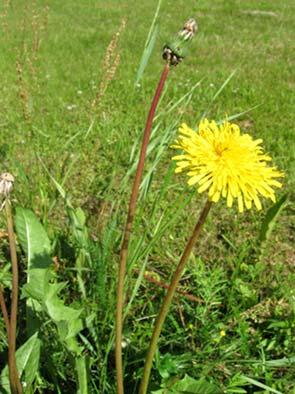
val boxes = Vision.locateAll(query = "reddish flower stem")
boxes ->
[5,201,23,394]
[0,288,10,334]
[139,200,212,394]
[115,63,170,394]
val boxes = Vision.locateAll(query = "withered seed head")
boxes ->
[0,173,15,197]
[179,18,198,41]
[163,18,198,66]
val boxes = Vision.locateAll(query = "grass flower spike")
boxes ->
[172,119,284,212]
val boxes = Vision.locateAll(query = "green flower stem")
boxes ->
[5,200,23,394]
[115,63,170,394]
[139,199,212,394]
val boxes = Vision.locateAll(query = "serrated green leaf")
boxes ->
[57,315,84,342]
[44,282,82,323]
[14,207,52,291]
[152,375,222,394]
[43,280,83,353]
[259,193,288,242]
[15,207,51,260]
[1,332,41,393]
[15,207,52,335]
[14,208,84,352]
[21,268,52,301]
[173,375,222,394]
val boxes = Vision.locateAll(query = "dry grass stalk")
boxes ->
[0,0,10,37]
[31,1,41,56]
[15,2,49,119]
[16,60,31,122]
[28,3,49,86]
[28,0,45,78]
[42,4,50,33]
[91,18,126,113]
[20,2,29,53]
[26,56,38,84]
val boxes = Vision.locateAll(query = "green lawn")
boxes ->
[0,0,294,393]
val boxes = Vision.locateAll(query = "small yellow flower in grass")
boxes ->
[172,119,284,212]
[220,329,226,337]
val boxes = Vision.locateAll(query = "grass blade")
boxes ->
[135,0,162,85]
[241,375,283,394]
[259,193,288,242]
[202,69,237,118]
[218,103,262,123]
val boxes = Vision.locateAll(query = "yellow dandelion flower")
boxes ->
[172,119,284,212]
[220,330,226,337]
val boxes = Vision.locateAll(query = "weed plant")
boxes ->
[0,1,294,393]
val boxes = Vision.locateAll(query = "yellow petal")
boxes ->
[211,191,221,202]
[198,178,212,193]
[245,198,252,210]
[188,174,203,186]
[238,194,244,213]
[227,191,233,208]
[253,194,262,210]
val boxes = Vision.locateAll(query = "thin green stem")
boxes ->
[139,199,212,394]
[5,200,23,394]
[115,63,170,394]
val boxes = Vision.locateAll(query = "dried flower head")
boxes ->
[172,120,284,212]
[0,173,15,197]
[163,18,197,66]
[179,18,198,41]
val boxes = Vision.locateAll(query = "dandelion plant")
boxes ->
[115,18,197,394]
[139,119,284,393]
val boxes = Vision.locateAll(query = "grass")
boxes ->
[0,0,294,393]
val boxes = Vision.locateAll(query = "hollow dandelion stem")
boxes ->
[115,63,170,394]
[0,288,10,335]
[5,200,23,394]
[139,199,212,394]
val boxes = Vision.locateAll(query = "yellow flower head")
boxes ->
[172,119,284,212]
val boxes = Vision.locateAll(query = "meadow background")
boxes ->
[0,0,294,393]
